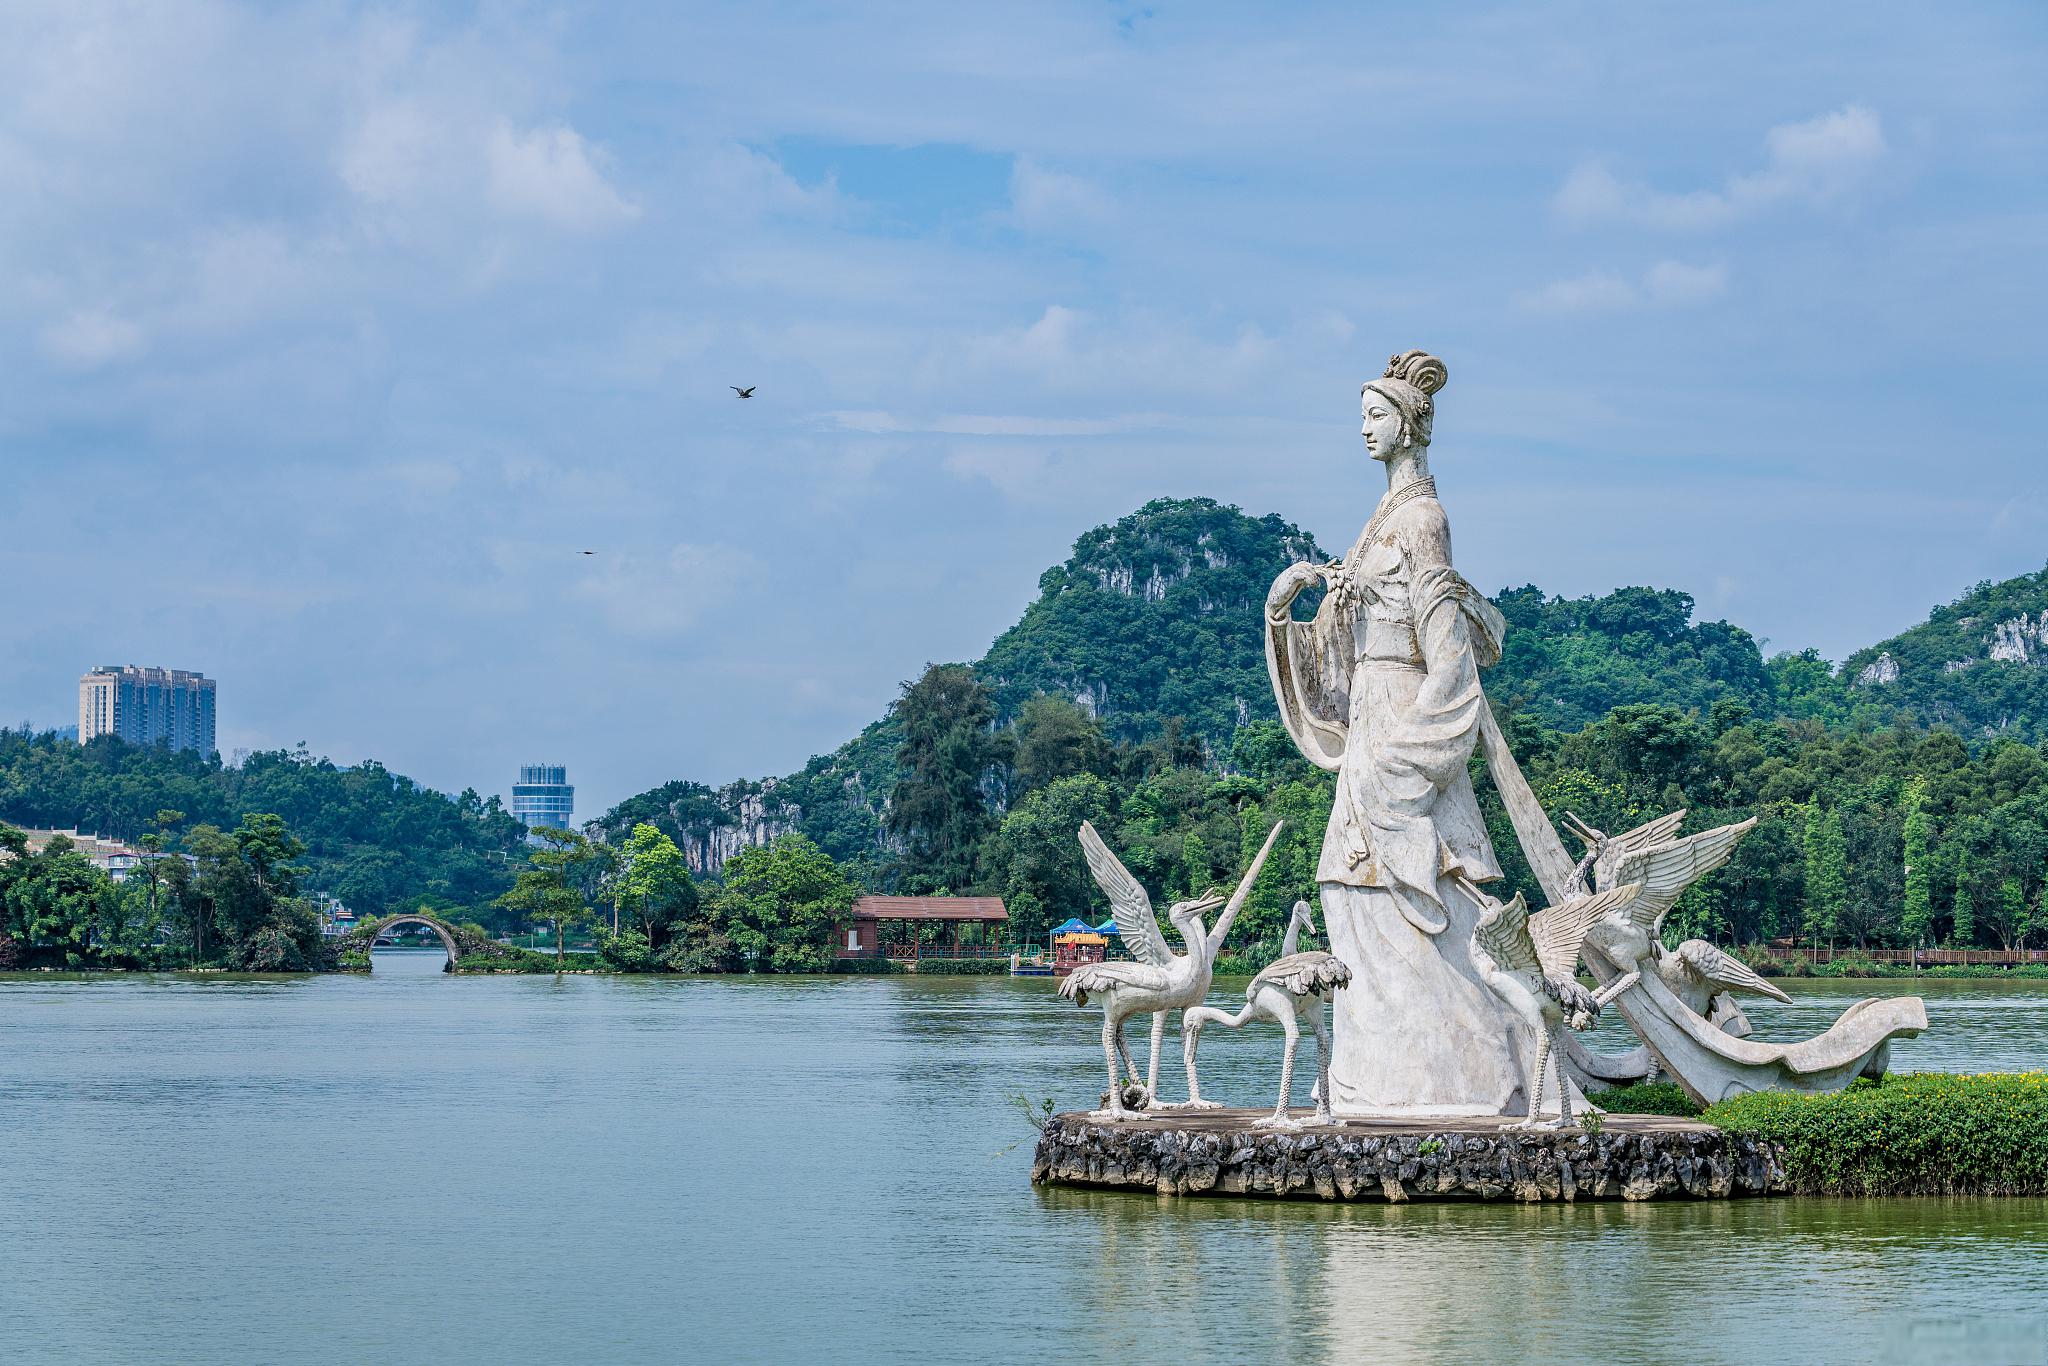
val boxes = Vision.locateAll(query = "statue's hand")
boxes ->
[1266,562,1325,616]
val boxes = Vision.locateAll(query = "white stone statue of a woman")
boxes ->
[1263,350,1526,1117]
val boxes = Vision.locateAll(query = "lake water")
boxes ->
[2,954,2045,1365]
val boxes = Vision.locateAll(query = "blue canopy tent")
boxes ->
[1049,918,1094,936]
[1091,919,1120,935]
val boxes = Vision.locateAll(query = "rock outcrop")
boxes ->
[1031,1110,1783,1202]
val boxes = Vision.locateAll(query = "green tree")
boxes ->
[495,827,598,966]
[1951,848,1978,948]
[984,774,1115,943]
[1901,777,1934,946]
[185,814,321,970]
[616,822,698,951]
[0,826,104,967]
[1802,804,1848,948]
[135,807,186,942]
[1011,695,1111,796]
[705,834,854,973]
[886,664,1003,892]
[1988,876,2032,952]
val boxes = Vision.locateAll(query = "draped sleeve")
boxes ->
[1264,579,1351,772]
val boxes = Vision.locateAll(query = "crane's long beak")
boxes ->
[1226,821,1286,916]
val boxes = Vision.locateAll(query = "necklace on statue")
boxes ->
[1339,475,1436,571]
[1324,475,1436,615]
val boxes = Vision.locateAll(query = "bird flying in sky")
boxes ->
[730,385,755,398]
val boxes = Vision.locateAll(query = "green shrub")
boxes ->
[596,927,657,972]
[1706,1072,2048,1195]
[1809,950,1882,978]
[453,948,560,973]
[828,956,903,975]
[911,957,1009,975]
[1593,1081,1703,1117]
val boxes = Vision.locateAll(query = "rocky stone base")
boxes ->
[1031,1109,1785,1202]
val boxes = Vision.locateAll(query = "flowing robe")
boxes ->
[1265,491,1527,1116]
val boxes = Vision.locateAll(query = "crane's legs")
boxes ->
[1254,1014,1304,1129]
[1145,1010,1165,1108]
[1552,1028,1576,1129]
[1176,1003,1252,1109]
[1113,1021,1141,1086]
[1309,1001,1336,1126]
[1088,1014,1126,1121]
[1506,1010,1550,1129]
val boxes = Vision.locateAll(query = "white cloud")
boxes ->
[339,105,638,236]
[1555,106,1887,230]
[1009,157,1114,231]
[486,122,639,231]
[1517,270,1639,314]
[1518,260,1727,314]
[940,304,1278,396]
[40,308,144,367]
[1641,260,1729,305]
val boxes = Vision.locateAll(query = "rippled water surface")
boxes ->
[2,957,2044,1364]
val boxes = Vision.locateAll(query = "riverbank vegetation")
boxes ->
[1,813,327,971]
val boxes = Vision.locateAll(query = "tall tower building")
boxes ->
[78,666,217,755]
[512,764,575,835]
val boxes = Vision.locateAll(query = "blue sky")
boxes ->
[3,1,2044,818]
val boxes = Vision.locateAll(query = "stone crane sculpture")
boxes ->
[1568,811,1772,1027]
[1658,939,1791,1035]
[1181,899,1354,1129]
[1468,877,1645,1128]
[1561,811,1792,1034]
[1061,820,1285,1121]
[1571,812,1926,1103]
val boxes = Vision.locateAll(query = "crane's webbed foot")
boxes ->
[1506,1115,1570,1131]
[1253,1111,1304,1131]
[1174,1097,1225,1111]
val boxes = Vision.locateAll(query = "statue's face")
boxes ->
[1361,389,1404,463]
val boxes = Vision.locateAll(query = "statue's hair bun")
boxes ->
[1384,350,1447,396]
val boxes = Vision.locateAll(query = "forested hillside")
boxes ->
[0,731,529,918]
[599,497,1866,875]
[1837,565,2048,742]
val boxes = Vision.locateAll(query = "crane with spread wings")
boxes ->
[1570,814,1786,1027]
[1060,820,1284,1121]
[1468,877,1644,1128]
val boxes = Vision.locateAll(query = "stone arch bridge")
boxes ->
[337,913,509,973]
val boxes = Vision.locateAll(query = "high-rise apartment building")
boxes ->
[511,764,575,834]
[78,666,217,755]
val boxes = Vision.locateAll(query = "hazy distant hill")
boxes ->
[602,496,1852,872]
